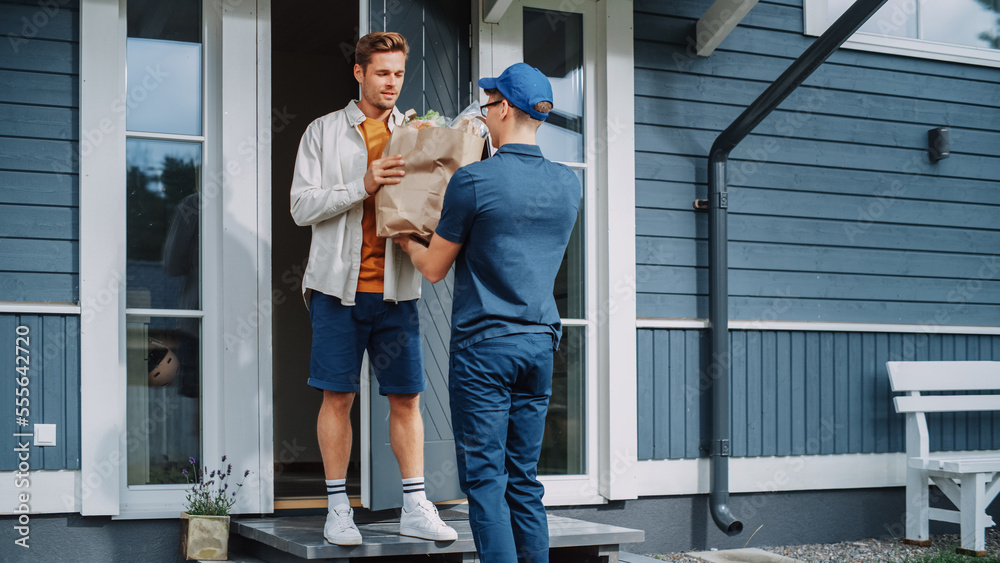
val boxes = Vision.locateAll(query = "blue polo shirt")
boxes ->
[435,143,581,352]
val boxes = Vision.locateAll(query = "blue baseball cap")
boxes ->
[478,63,553,121]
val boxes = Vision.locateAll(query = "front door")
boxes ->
[366,0,473,511]
[269,0,473,511]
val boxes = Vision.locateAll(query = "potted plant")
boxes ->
[179,456,250,561]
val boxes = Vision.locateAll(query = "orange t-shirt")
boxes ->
[357,118,391,293]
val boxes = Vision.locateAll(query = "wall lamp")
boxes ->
[928,127,949,163]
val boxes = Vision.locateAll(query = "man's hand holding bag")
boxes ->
[374,105,488,245]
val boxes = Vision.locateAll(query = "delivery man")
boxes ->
[289,31,457,546]
[396,62,581,563]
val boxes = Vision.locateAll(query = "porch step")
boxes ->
[231,509,644,562]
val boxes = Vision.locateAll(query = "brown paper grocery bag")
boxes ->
[375,126,486,243]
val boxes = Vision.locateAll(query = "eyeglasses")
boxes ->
[480,100,503,117]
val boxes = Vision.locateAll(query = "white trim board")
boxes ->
[256,0,276,516]
[79,0,127,517]
[597,0,639,502]
[0,470,80,514]
[636,319,1000,335]
[540,475,607,507]
[0,304,81,315]
[631,452,1000,496]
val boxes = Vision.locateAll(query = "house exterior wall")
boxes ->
[638,329,1000,460]
[0,314,80,470]
[0,0,81,471]
[0,0,80,302]
[634,0,1000,461]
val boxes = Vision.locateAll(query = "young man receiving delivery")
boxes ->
[396,63,581,563]
[289,31,457,546]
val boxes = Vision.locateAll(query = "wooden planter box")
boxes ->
[179,512,230,561]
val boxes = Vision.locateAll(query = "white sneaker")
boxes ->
[324,504,362,545]
[399,500,458,541]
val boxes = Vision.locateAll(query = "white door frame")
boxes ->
[475,0,639,505]
[79,0,270,518]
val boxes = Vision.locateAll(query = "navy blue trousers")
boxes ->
[449,332,553,563]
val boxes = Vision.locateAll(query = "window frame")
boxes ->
[804,0,1000,68]
[475,0,639,505]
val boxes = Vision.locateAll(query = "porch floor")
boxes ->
[230,506,644,562]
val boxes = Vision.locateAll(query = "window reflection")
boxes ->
[554,169,585,319]
[540,325,586,475]
[829,0,917,39]
[524,8,584,163]
[126,38,203,135]
[923,0,1000,49]
[126,139,201,311]
[128,0,201,42]
[829,0,1000,50]
[126,315,200,485]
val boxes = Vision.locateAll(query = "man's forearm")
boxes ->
[397,235,458,284]
[405,241,447,283]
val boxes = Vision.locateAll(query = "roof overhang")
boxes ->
[696,0,760,56]
[483,0,515,24]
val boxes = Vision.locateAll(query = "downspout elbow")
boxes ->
[710,489,744,535]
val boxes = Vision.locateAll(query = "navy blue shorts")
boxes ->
[308,291,425,396]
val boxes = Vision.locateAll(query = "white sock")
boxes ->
[326,479,349,511]
[402,477,426,512]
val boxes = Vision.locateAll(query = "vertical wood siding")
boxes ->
[633,0,1000,324]
[637,329,1000,460]
[369,0,471,117]
[0,0,79,303]
[0,314,81,470]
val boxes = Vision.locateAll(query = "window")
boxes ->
[805,0,1000,67]
[524,7,588,476]
[125,0,204,488]
[479,0,637,503]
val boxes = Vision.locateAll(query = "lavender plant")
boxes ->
[182,456,250,516]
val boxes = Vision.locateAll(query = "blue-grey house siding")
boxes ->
[0,0,81,470]
[635,0,1000,460]
[0,314,80,470]
[637,329,1000,460]
[0,0,80,303]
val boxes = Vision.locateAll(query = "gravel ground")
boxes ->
[647,529,1000,562]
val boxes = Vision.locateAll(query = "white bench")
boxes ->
[887,360,1000,556]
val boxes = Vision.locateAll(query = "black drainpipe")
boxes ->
[701,0,889,535]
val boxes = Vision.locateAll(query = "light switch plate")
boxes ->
[34,424,56,447]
